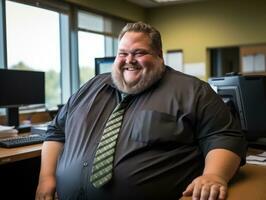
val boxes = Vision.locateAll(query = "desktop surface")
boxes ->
[0,121,50,164]
[0,142,42,165]
[0,134,44,148]
[0,143,265,200]
[181,148,266,200]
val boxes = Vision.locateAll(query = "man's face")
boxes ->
[112,32,165,94]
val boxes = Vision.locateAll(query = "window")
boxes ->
[78,31,105,84]
[0,0,127,117]
[77,10,126,86]
[0,0,6,69]
[6,1,61,108]
[3,0,71,110]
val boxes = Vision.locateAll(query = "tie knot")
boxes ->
[121,94,131,103]
[114,94,132,111]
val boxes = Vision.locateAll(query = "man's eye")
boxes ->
[134,51,147,57]
[118,52,127,57]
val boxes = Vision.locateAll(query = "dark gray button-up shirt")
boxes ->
[45,66,246,200]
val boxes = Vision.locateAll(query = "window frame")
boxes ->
[0,0,129,116]
[0,0,7,69]
[2,0,73,106]
[75,8,127,86]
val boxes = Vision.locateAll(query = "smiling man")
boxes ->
[112,31,164,94]
[36,22,246,200]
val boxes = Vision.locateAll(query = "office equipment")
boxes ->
[246,151,266,166]
[31,121,50,135]
[208,75,266,142]
[0,134,44,148]
[95,57,115,75]
[0,125,18,138]
[0,69,45,132]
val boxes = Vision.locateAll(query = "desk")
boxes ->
[0,143,42,199]
[0,143,42,165]
[226,164,266,200]
[181,149,266,200]
[0,145,265,200]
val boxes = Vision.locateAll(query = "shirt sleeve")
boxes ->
[195,82,247,165]
[44,101,68,143]
[44,84,80,142]
[43,74,108,143]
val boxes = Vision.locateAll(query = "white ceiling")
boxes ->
[127,0,207,8]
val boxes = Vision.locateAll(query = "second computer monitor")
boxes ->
[95,57,115,75]
[208,75,266,140]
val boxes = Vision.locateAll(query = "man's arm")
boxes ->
[183,148,241,200]
[35,141,64,200]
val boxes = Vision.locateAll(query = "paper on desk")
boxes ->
[0,125,18,138]
[0,125,15,132]
[258,152,266,157]
[246,152,266,166]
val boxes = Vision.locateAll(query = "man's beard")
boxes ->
[111,64,165,94]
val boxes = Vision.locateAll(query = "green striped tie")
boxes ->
[90,94,131,188]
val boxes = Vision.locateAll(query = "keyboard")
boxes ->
[0,134,44,148]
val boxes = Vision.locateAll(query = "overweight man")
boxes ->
[36,21,246,200]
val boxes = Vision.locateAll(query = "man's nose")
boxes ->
[125,54,136,64]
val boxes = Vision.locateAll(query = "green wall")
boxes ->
[66,0,146,22]
[65,0,266,80]
[147,0,266,79]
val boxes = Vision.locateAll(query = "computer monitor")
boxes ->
[95,57,115,75]
[0,69,45,132]
[208,75,266,141]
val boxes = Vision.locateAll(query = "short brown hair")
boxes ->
[118,21,162,52]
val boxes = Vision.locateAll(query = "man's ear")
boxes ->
[158,50,163,59]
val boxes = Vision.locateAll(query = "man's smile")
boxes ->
[123,65,142,71]
[125,67,137,71]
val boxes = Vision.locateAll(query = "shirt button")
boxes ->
[83,162,88,167]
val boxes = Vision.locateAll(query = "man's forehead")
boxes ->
[118,48,150,52]
[118,32,152,50]
[120,32,150,43]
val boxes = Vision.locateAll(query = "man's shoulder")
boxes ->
[81,73,113,89]
[164,66,204,86]
[88,73,112,84]
[69,73,113,104]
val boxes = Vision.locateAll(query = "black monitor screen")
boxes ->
[0,69,45,130]
[0,69,45,107]
[208,75,266,140]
